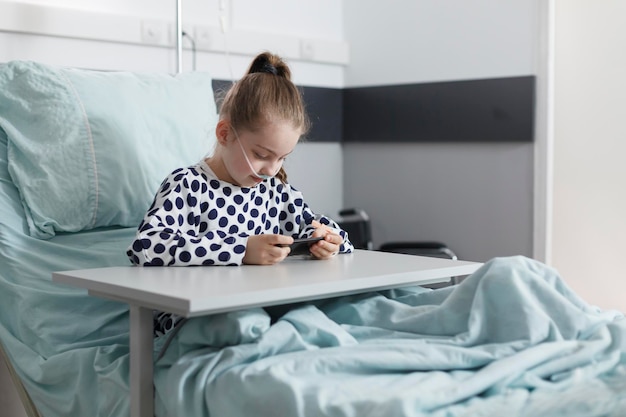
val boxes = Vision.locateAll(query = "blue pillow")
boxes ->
[0,61,217,239]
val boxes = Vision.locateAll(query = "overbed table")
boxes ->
[53,249,482,417]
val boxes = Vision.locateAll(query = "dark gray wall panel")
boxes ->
[301,86,343,143]
[343,76,535,143]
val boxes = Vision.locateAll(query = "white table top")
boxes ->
[52,250,482,317]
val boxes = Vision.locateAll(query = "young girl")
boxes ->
[127,52,353,267]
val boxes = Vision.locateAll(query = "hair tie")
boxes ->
[261,63,278,75]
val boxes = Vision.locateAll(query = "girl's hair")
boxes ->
[218,52,310,183]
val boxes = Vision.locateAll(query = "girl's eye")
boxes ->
[253,152,269,160]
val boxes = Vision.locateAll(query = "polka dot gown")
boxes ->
[127,160,354,266]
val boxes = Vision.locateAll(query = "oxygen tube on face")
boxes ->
[232,127,279,180]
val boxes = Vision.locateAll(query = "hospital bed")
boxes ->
[1,61,625,417]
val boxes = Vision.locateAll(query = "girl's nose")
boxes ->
[259,159,282,177]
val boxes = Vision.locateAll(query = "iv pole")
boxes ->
[175,0,183,73]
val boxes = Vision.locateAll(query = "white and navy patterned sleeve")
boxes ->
[127,167,247,266]
[277,183,354,254]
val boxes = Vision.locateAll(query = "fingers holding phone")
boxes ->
[310,220,342,260]
[243,234,292,265]
[243,222,342,264]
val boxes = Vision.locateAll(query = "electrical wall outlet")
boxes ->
[141,20,166,45]
[300,39,315,60]
[194,25,214,50]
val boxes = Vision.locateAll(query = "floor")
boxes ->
[0,353,28,417]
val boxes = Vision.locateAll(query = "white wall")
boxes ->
[343,0,538,261]
[551,0,626,311]
[344,0,537,87]
[0,0,346,218]
[343,142,534,261]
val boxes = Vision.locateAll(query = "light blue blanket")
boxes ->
[154,256,626,417]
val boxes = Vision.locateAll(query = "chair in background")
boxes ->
[337,208,461,287]
[336,208,373,250]
[378,241,457,260]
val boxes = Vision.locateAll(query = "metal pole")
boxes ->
[176,0,183,73]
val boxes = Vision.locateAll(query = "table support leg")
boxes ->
[129,305,154,417]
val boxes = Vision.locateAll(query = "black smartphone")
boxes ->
[286,236,324,256]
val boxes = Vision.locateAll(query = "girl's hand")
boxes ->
[309,220,342,260]
[243,234,293,265]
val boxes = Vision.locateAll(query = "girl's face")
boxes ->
[217,120,300,187]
